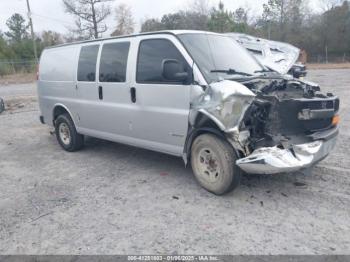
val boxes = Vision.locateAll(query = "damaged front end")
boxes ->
[189,80,256,155]
[190,80,256,133]
[190,76,339,174]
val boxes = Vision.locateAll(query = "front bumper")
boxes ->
[236,129,338,174]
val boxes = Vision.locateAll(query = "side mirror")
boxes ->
[162,59,189,82]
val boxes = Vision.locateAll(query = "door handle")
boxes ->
[98,86,103,100]
[130,87,136,103]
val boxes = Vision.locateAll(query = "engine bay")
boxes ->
[239,76,340,154]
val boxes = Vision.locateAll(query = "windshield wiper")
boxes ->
[254,69,270,73]
[210,68,252,77]
[254,67,275,73]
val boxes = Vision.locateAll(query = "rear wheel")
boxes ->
[191,134,242,195]
[55,113,84,152]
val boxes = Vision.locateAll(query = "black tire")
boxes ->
[190,134,242,195]
[55,113,84,152]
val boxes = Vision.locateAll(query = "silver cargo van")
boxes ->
[38,30,339,195]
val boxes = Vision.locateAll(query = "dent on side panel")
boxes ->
[190,80,255,136]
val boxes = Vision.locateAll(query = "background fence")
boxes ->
[0,54,349,77]
[0,59,37,76]
[305,52,350,63]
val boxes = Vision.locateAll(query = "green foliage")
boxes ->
[39,31,64,47]
[233,8,250,33]
[5,13,29,43]
[1,0,350,74]
[0,33,13,59]
[207,1,235,33]
[140,2,253,34]
[0,14,65,76]
[320,1,350,53]
[141,11,209,32]
[140,18,164,32]
[262,0,284,22]
[161,11,208,30]
[139,0,350,62]
[206,3,253,33]
[256,0,350,61]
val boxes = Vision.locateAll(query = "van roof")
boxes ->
[45,30,221,49]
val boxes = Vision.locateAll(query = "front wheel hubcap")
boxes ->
[197,148,221,183]
[59,123,71,145]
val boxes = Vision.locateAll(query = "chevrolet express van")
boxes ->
[38,31,339,195]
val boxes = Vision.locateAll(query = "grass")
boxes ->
[0,73,36,85]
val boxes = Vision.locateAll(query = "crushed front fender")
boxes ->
[190,80,256,133]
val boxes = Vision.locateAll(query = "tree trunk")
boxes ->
[91,1,98,39]
[280,0,285,41]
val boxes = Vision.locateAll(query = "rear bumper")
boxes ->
[236,128,338,174]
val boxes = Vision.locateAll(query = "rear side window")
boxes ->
[137,39,188,84]
[99,42,130,82]
[78,45,99,82]
[40,46,78,81]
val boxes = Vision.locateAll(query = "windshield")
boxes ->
[178,33,264,83]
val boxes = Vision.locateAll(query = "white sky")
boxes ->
[0,0,321,37]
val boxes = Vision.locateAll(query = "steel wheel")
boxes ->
[197,147,221,183]
[191,134,242,195]
[58,122,71,146]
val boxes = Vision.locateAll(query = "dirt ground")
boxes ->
[0,69,349,255]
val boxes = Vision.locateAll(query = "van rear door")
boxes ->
[76,40,132,139]
[75,44,100,131]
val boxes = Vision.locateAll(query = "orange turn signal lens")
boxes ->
[332,115,340,126]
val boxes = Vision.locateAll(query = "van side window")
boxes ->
[137,39,188,84]
[78,45,99,82]
[99,42,130,82]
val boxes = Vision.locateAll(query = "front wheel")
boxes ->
[191,134,242,195]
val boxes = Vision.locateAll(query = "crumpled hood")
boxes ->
[227,33,300,74]
[258,40,300,74]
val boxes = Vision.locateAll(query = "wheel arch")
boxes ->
[184,111,246,165]
[183,112,227,165]
[52,104,77,127]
